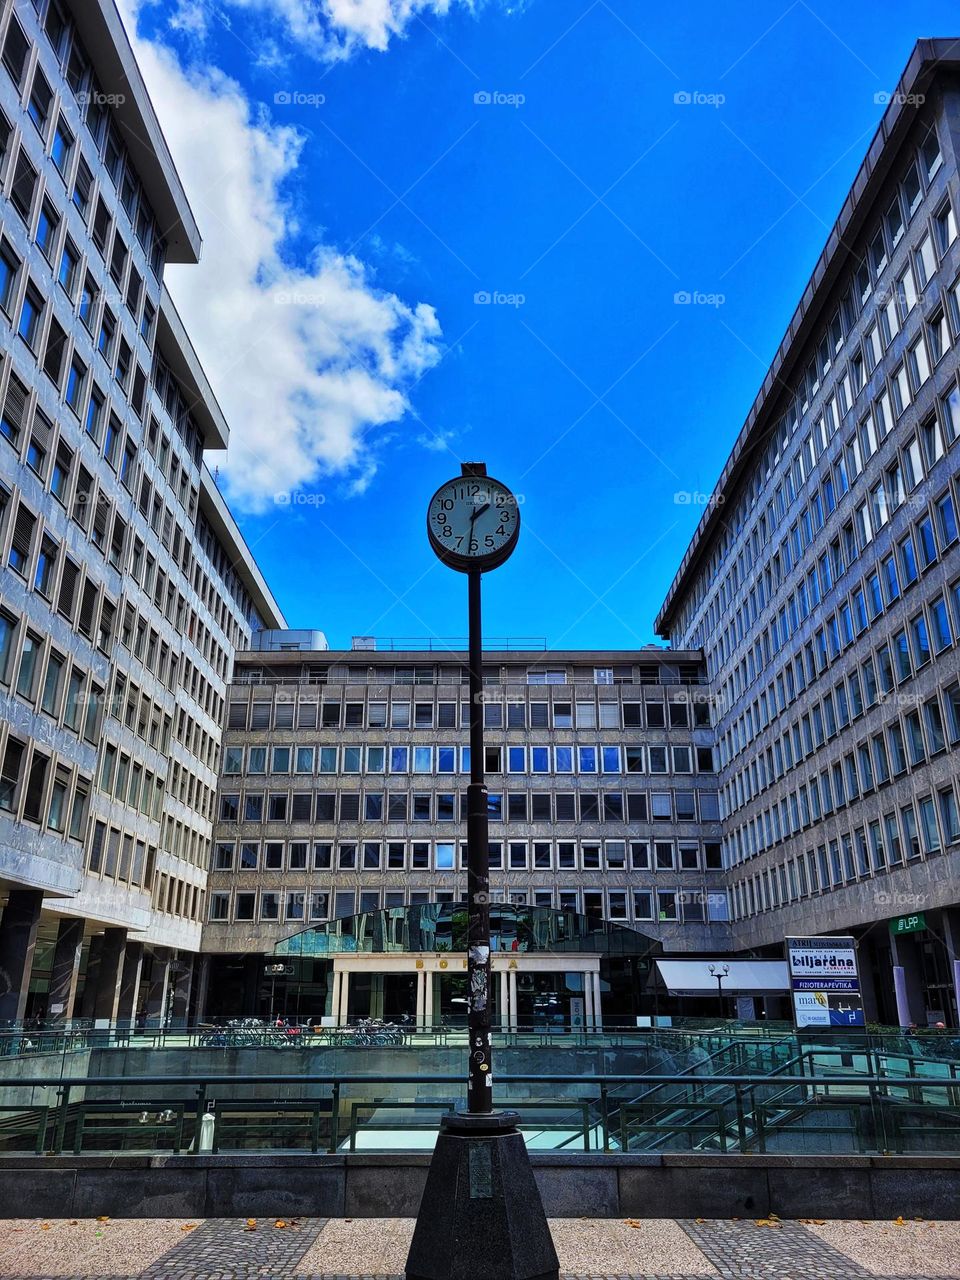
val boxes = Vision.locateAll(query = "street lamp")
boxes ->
[405,463,558,1280]
[708,963,730,1019]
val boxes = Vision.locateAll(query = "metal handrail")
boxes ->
[1,1069,957,1158]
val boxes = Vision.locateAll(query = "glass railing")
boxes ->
[0,1068,958,1156]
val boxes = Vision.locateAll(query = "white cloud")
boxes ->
[224,0,468,60]
[117,2,443,511]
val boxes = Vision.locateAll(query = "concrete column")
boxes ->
[0,889,44,1023]
[583,971,594,1030]
[508,969,518,1030]
[144,949,170,1027]
[415,969,425,1029]
[592,971,603,1031]
[499,969,509,1030]
[329,969,342,1022]
[93,928,127,1025]
[47,917,84,1024]
[338,969,350,1025]
[115,941,143,1027]
[855,938,881,1024]
[78,935,104,1020]
[942,908,960,1027]
[890,933,927,1026]
[370,973,385,1019]
[242,953,260,1016]
[192,954,211,1024]
[423,969,434,1030]
[169,957,192,1027]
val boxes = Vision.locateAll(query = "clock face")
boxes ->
[427,474,520,572]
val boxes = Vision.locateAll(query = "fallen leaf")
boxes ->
[181,1225,196,1233]
[274,1221,287,1229]
[695,1218,705,1224]
[623,1219,641,1229]
[96,1216,109,1223]
[40,1224,50,1231]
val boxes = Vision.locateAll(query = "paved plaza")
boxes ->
[0,1215,958,1280]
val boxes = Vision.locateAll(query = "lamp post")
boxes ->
[405,463,558,1280]
[708,962,730,1019]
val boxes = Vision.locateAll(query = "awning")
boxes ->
[655,959,789,995]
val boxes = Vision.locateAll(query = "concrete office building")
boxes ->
[5,16,960,1033]
[202,643,728,1025]
[657,40,960,1027]
[0,0,284,1025]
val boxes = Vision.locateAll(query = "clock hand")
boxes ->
[470,503,490,530]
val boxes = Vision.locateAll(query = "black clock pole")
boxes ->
[465,566,493,1112]
[406,462,558,1280]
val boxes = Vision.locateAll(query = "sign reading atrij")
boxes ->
[784,935,864,1029]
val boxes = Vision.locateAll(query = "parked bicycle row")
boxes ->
[197,1016,410,1049]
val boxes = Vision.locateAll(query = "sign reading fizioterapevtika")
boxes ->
[785,935,864,1028]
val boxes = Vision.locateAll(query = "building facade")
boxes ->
[3,15,960,1032]
[656,40,960,1027]
[202,644,728,1024]
[0,0,283,1025]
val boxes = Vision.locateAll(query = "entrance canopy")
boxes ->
[655,959,789,995]
[275,902,658,959]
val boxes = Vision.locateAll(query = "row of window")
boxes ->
[732,782,960,921]
[152,869,204,923]
[209,884,726,926]
[216,785,720,826]
[2,0,167,256]
[232,660,704,690]
[0,604,103,742]
[220,741,715,778]
[716,380,960,707]
[0,341,241,688]
[722,453,959,771]
[675,118,948,643]
[0,447,228,745]
[710,219,960,664]
[225,694,712,733]
[724,576,960,821]
[727,677,960,866]
[211,836,725,874]
[0,724,89,836]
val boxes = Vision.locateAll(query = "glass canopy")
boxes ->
[275,902,659,958]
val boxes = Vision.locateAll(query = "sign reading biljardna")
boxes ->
[785,935,864,1029]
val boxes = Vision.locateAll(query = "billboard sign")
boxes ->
[785,935,864,1028]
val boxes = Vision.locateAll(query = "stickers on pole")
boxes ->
[784,935,864,1028]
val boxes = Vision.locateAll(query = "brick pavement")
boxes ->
[0,1216,958,1279]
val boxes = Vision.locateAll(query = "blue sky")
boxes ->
[128,1,948,650]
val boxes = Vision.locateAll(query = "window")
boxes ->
[657,890,679,922]
[43,318,67,385]
[10,149,37,222]
[9,503,36,576]
[35,200,60,260]
[51,115,73,175]
[34,535,57,596]
[916,234,937,288]
[18,283,43,348]
[0,737,25,812]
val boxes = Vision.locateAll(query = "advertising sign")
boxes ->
[785,935,864,1028]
